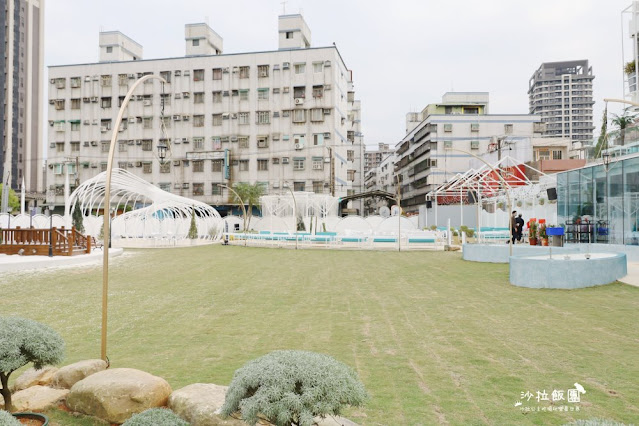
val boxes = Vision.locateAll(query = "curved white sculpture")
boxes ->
[68,169,223,243]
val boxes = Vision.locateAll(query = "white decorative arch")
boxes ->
[68,169,223,242]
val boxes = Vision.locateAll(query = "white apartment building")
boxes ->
[396,93,545,213]
[45,15,364,214]
[363,151,396,215]
[364,142,394,173]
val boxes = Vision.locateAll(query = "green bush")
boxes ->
[122,408,189,426]
[563,418,628,426]
[0,410,20,425]
[221,350,368,426]
[0,317,65,412]
[429,225,437,230]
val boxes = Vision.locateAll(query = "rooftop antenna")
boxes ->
[281,1,287,14]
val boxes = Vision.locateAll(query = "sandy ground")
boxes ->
[0,248,125,274]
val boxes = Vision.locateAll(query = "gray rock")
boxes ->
[66,368,172,424]
[52,359,108,389]
[11,385,69,412]
[168,383,245,425]
[13,367,58,392]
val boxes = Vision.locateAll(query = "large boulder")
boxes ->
[168,383,245,425]
[13,367,58,392]
[66,368,172,424]
[11,385,69,412]
[316,416,360,426]
[52,359,107,389]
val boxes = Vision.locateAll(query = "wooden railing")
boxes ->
[0,226,92,256]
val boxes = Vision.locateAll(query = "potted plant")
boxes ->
[528,219,538,246]
[625,60,636,75]
[539,223,548,246]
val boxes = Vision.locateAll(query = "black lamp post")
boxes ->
[602,153,611,171]
[48,207,53,257]
[157,144,168,164]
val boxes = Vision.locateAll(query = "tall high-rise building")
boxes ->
[528,60,595,149]
[46,15,364,214]
[364,143,393,174]
[0,0,44,193]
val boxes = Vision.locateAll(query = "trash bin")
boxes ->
[547,227,564,247]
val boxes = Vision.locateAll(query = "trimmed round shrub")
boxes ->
[221,350,368,426]
[0,410,20,426]
[0,317,65,412]
[122,408,189,426]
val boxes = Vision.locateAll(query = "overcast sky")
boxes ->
[46,0,632,148]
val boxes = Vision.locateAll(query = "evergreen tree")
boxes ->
[72,206,84,233]
[188,207,198,239]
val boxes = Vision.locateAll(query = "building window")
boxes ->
[54,99,65,110]
[239,112,250,125]
[143,117,153,129]
[257,88,269,100]
[312,133,324,146]
[55,142,65,153]
[293,158,305,171]
[118,142,127,152]
[106,46,113,53]
[257,159,268,171]
[294,86,305,98]
[193,183,204,196]
[347,170,355,181]
[101,119,112,130]
[193,137,204,150]
[212,91,222,103]
[294,181,305,191]
[312,157,323,171]
[101,142,109,153]
[347,131,355,142]
[194,115,205,127]
[160,162,170,173]
[313,181,324,193]
[293,109,306,123]
[100,97,111,109]
[310,108,323,122]
[159,71,172,83]
[257,136,269,148]
[239,89,249,101]
[312,85,324,98]
[239,66,250,79]
[159,183,171,192]
[504,124,514,134]
[239,160,249,171]
[256,111,270,124]
[212,68,222,80]
[70,122,80,131]
[212,160,223,172]
[258,65,269,77]
[70,141,80,152]
[70,77,81,88]
[194,92,205,103]
[347,150,354,161]
[239,137,249,148]
[313,62,323,73]
[212,183,222,194]
[192,39,200,47]
[143,162,152,174]
[71,98,81,109]
[193,160,204,172]
[552,150,563,160]
[193,69,204,81]
[212,137,222,150]
[211,114,222,126]
[142,139,153,151]
[101,75,112,87]
[294,63,306,74]
[286,31,293,39]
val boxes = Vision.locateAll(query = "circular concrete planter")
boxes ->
[509,252,627,289]
[13,412,49,425]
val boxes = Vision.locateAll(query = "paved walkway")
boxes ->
[619,262,639,288]
[0,248,124,274]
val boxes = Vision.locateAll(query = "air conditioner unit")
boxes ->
[230,136,238,142]
[84,76,91,82]
[174,183,181,189]
[49,143,56,148]
[136,140,142,145]
[173,160,181,166]
[282,158,290,164]
[273,64,280,71]
[48,99,55,105]
[92,119,98,125]
[182,138,189,143]
[49,78,56,84]
[136,162,142,167]
[295,143,304,150]
[100,126,108,132]
[143,100,152,106]
[324,133,331,139]
[183,92,190,98]
[323,109,331,115]
[83,141,90,147]
[182,115,190,121]
[128,74,136,79]
[231,113,237,119]
[283,87,290,93]
[91,141,98,146]
[83,120,90,125]
[127,140,134,145]
[128,117,136,123]
[283,62,290,69]
[273,182,279,188]
[294,98,304,105]
[136,95,144,101]
[82,97,90,103]
[127,162,134,168]
[90,97,98,102]
[223,67,230,73]
[257,140,268,148]
[173,115,181,121]
[183,70,191,76]
[222,113,230,119]
[175,93,182,99]
[92,75,99,81]
[91,163,97,168]
[174,70,181,76]
[324,60,331,67]
[174,138,181,144]
[324,84,331,91]
[324,157,331,163]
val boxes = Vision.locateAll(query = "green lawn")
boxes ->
[2,246,639,425]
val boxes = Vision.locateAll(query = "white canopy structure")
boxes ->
[68,169,223,243]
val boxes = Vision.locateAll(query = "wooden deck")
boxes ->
[0,227,93,256]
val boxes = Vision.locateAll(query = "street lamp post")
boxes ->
[283,182,298,250]
[101,74,167,362]
[218,184,248,246]
[48,207,53,257]
[445,146,514,256]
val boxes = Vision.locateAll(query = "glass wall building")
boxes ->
[557,154,639,245]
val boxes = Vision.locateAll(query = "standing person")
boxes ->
[510,211,517,244]
[516,213,524,243]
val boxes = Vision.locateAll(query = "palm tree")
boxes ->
[231,182,265,230]
[593,107,608,159]
[611,110,637,147]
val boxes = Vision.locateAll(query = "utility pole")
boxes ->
[328,147,335,196]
